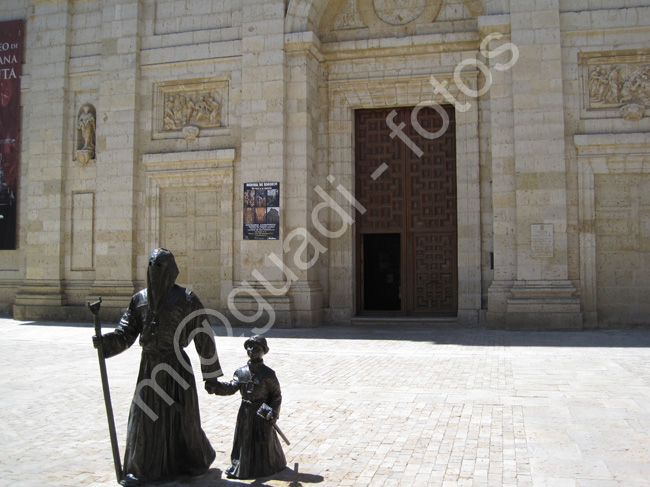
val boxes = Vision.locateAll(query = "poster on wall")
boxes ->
[243,182,280,240]
[0,19,23,250]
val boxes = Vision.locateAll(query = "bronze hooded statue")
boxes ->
[93,248,222,486]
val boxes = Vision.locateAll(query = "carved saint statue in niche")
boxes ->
[76,104,96,164]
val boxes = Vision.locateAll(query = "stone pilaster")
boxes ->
[505,0,581,329]
[284,32,325,327]
[89,0,142,311]
[14,0,71,319]
[481,15,517,328]
[233,0,293,327]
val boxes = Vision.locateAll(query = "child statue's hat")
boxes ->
[244,335,269,354]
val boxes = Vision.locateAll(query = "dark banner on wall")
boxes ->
[0,19,23,250]
[243,182,280,240]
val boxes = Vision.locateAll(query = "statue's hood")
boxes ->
[146,248,179,314]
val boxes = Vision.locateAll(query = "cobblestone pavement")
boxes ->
[2,318,650,487]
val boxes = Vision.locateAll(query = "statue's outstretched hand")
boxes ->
[204,379,220,394]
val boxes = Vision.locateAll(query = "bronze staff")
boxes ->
[88,297,123,483]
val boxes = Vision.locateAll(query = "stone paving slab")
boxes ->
[1,319,650,487]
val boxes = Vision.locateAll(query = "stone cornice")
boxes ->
[574,132,650,157]
[284,31,324,62]
[321,31,480,62]
[143,149,236,174]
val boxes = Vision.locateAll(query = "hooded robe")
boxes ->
[100,248,222,483]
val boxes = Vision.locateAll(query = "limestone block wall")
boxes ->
[6,0,245,320]
[2,0,650,328]
[561,5,650,327]
[595,173,650,324]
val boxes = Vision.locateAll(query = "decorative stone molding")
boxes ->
[328,71,477,108]
[320,31,479,61]
[142,149,235,188]
[153,77,229,140]
[580,50,650,120]
[288,0,484,34]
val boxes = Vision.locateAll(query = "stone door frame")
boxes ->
[327,73,481,324]
[143,149,236,307]
[575,133,650,328]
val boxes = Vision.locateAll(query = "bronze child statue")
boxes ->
[205,335,287,479]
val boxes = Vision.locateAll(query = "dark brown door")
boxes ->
[355,106,457,316]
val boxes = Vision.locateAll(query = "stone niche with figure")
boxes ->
[76,103,96,164]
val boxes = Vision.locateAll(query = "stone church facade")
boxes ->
[1,0,650,329]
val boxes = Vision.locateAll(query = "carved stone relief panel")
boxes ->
[153,77,229,140]
[581,50,650,121]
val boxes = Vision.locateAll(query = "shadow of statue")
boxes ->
[161,464,324,487]
[268,464,325,486]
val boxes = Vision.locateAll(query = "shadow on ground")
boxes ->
[155,465,324,487]
[16,318,650,348]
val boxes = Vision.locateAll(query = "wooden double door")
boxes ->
[355,105,457,316]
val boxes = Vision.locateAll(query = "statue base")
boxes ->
[76,149,95,164]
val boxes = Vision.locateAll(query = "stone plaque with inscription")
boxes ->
[531,224,554,258]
